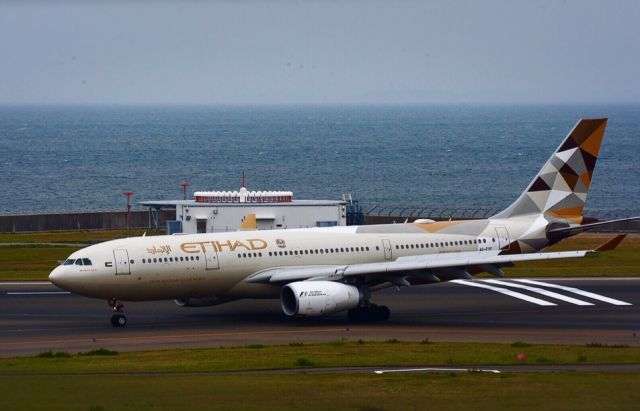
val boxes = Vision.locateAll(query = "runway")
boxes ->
[1,278,639,357]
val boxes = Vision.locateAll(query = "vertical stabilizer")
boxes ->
[492,118,608,223]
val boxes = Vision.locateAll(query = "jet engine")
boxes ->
[280,281,362,317]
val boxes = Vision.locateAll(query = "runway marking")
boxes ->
[514,279,633,306]
[5,291,71,295]
[480,279,594,306]
[374,367,501,374]
[0,282,53,286]
[450,280,556,306]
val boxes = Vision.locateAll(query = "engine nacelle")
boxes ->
[281,281,362,317]
[174,297,223,307]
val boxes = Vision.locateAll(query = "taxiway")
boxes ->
[1,278,638,357]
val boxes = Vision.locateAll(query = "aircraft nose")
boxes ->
[49,266,66,288]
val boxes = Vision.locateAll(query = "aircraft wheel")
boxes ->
[374,305,391,322]
[347,306,369,322]
[111,314,127,327]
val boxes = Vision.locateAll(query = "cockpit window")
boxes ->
[75,259,84,266]
[82,258,92,266]
[63,259,76,266]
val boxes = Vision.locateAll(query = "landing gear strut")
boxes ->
[108,298,127,327]
[348,303,391,323]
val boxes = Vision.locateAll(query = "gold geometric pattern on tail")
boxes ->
[493,119,607,222]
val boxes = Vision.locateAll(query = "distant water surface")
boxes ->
[0,104,638,217]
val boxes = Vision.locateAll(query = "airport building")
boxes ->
[141,186,357,234]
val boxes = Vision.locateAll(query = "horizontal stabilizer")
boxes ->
[548,216,640,238]
[594,234,627,252]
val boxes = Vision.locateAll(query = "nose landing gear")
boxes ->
[108,298,127,327]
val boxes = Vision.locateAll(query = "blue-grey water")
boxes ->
[0,104,638,217]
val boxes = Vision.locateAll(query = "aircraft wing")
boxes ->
[245,248,594,285]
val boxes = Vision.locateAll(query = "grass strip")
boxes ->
[1,372,639,411]
[0,229,161,244]
[2,341,639,374]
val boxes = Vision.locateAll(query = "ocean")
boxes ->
[0,104,638,218]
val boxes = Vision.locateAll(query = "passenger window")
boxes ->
[130,259,134,264]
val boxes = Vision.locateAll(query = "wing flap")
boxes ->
[246,249,590,284]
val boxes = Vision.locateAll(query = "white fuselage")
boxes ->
[49,216,543,302]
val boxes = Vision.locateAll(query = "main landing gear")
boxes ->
[108,298,127,327]
[348,303,391,323]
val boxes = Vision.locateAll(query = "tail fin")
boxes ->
[493,118,608,223]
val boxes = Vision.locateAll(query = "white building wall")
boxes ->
[176,203,346,234]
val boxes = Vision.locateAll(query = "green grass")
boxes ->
[2,341,639,410]
[2,341,639,374]
[0,245,81,280]
[502,233,640,277]
[0,229,162,244]
[1,372,639,410]
[0,230,161,280]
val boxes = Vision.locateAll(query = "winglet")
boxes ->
[594,234,627,252]
[239,213,257,231]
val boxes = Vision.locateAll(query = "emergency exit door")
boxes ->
[495,227,511,250]
[205,250,220,270]
[382,239,393,261]
[113,249,130,275]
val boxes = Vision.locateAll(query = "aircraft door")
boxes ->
[382,239,392,261]
[495,227,510,250]
[113,249,131,275]
[205,250,220,270]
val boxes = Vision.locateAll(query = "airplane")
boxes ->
[49,118,638,327]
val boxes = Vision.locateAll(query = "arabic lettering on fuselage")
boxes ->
[146,245,172,255]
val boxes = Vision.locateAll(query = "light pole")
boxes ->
[123,191,134,234]
[180,182,191,200]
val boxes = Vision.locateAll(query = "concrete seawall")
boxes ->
[0,210,175,233]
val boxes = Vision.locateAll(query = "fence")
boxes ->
[363,206,640,233]
[0,207,636,233]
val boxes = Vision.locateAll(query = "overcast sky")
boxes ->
[1,0,639,105]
